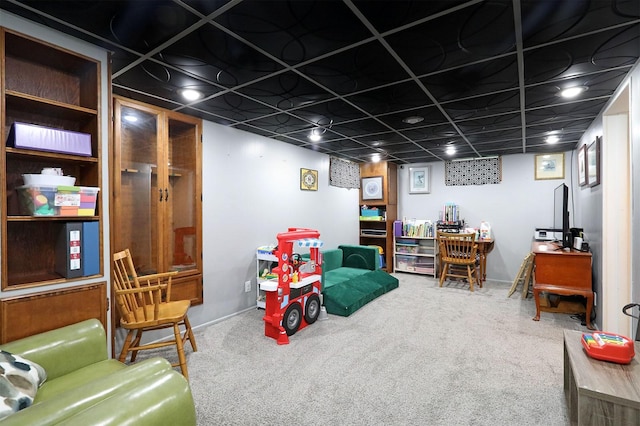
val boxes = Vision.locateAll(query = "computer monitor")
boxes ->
[553,183,571,247]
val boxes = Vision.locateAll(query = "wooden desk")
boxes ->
[476,239,494,282]
[564,330,640,425]
[532,241,594,329]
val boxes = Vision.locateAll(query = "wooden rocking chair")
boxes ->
[112,248,197,378]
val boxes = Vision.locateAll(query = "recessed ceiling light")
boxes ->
[308,129,322,142]
[446,146,456,156]
[371,153,381,163]
[402,116,424,125]
[559,86,587,98]
[180,89,203,101]
[546,135,560,144]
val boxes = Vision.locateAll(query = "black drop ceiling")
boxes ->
[2,0,638,164]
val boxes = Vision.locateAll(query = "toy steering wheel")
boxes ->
[291,253,303,270]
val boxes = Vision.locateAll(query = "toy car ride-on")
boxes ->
[261,228,323,345]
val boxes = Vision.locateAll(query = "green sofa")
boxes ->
[322,245,399,316]
[0,319,196,425]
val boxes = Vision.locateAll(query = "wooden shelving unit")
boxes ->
[1,28,102,290]
[359,161,397,272]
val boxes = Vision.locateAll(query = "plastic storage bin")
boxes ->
[18,185,99,216]
[396,255,416,271]
[361,208,380,217]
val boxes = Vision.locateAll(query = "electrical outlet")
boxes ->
[244,281,251,293]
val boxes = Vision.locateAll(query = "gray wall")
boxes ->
[397,154,572,283]
[574,61,639,332]
[187,121,359,328]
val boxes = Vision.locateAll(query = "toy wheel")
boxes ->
[304,294,321,324]
[283,303,302,336]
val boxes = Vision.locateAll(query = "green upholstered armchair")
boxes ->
[0,319,196,425]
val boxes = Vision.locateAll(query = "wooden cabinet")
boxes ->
[112,96,203,305]
[1,28,102,289]
[0,282,107,343]
[359,161,397,272]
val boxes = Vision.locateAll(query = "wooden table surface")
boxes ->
[564,330,640,425]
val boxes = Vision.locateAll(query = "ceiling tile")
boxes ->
[300,40,410,95]
[3,0,637,164]
[213,0,372,64]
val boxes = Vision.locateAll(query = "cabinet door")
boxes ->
[113,99,163,274]
[165,113,202,274]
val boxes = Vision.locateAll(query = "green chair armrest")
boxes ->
[1,358,179,426]
[0,319,107,380]
[338,245,380,270]
[61,365,196,426]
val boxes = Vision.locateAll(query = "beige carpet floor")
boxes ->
[139,273,588,425]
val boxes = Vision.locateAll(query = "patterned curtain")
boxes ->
[445,157,502,186]
[329,157,360,189]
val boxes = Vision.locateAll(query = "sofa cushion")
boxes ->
[323,270,400,317]
[324,267,370,289]
[323,281,371,317]
[322,249,343,273]
[323,272,389,317]
[34,359,124,404]
[339,245,379,270]
[0,350,47,420]
[363,269,400,293]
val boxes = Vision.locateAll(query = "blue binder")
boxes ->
[82,221,100,276]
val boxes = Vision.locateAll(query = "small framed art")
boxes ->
[362,176,383,200]
[578,145,587,186]
[534,153,564,180]
[587,137,600,187]
[409,166,430,194]
[300,168,318,191]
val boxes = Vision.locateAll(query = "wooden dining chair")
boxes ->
[437,231,481,291]
[112,248,197,378]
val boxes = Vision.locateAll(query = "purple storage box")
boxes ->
[7,122,92,156]
[394,220,403,237]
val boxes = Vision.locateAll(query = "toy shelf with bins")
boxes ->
[256,248,278,309]
[393,236,438,277]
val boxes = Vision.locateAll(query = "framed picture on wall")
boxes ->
[587,137,601,187]
[300,168,318,191]
[409,166,430,194]
[534,153,565,180]
[578,145,587,186]
[361,176,383,200]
